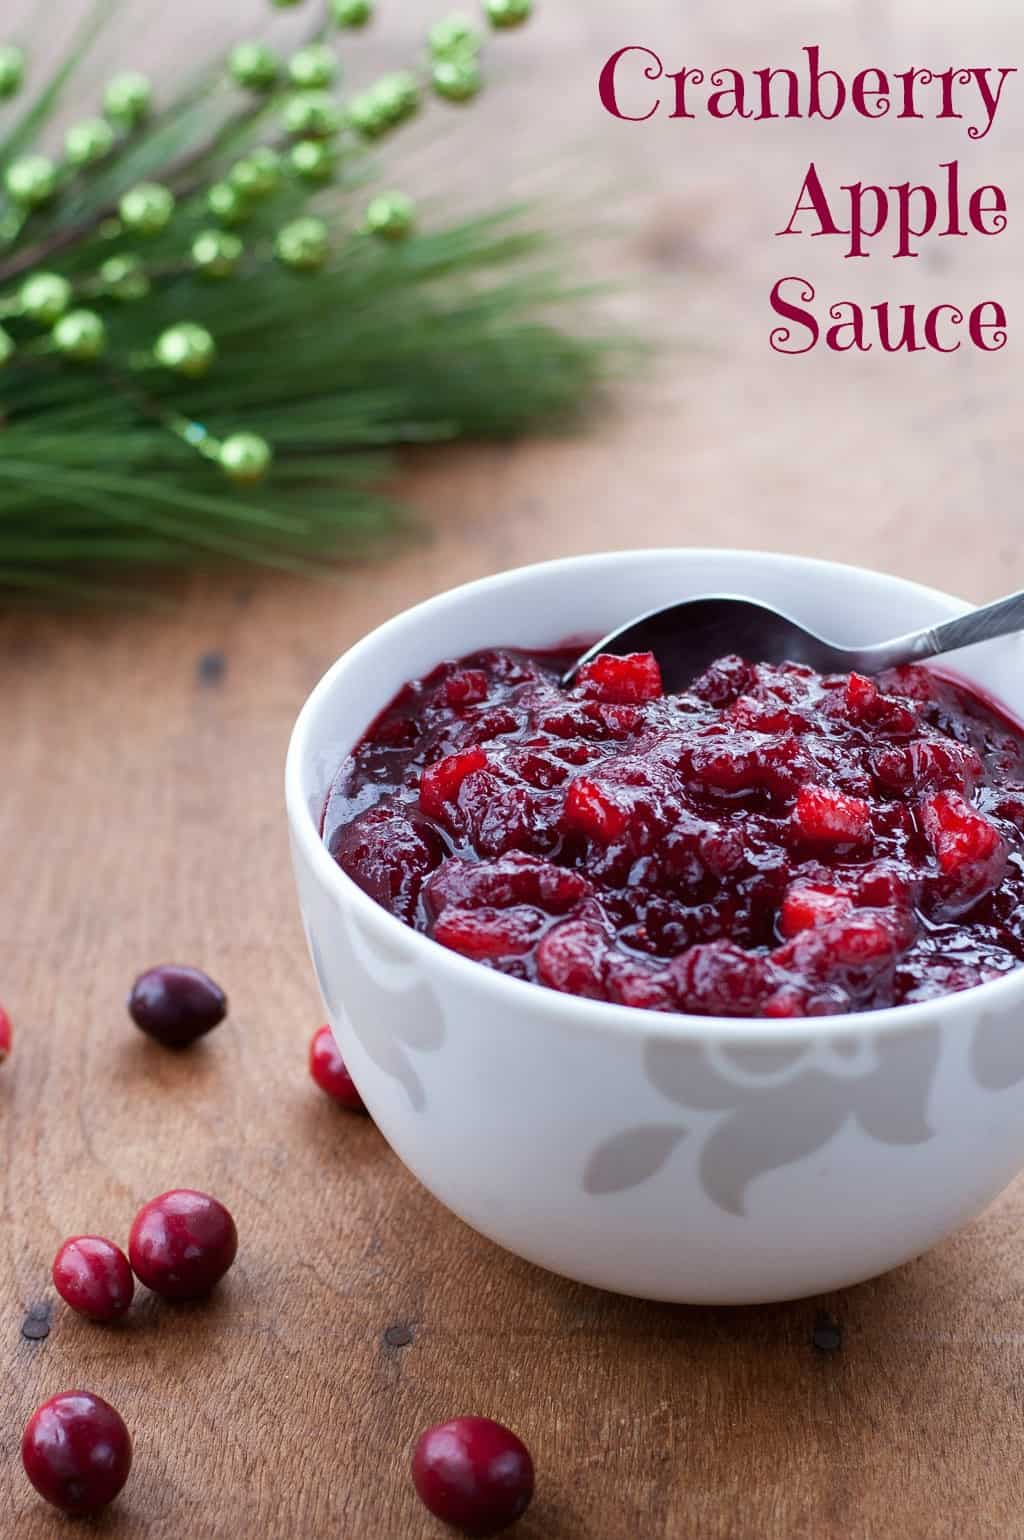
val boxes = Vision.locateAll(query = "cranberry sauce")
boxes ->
[322,647,1024,1018]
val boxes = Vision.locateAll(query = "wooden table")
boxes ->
[4,1,1024,1534]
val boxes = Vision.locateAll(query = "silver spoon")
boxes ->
[562,590,1024,695]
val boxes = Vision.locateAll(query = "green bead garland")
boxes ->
[5,154,57,207]
[53,309,106,361]
[65,117,116,168]
[155,322,217,379]
[276,216,329,271]
[290,140,335,184]
[192,230,244,279]
[364,192,417,241]
[0,325,13,367]
[228,41,279,91]
[429,15,481,58]
[219,432,272,483]
[100,254,150,301]
[119,182,174,235]
[288,44,337,91]
[282,91,343,139]
[0,44,25,99]
[432,56,482,102]
[331,0,372,25]
[20,272,72,326]
[104,71,151,126]
[484,0,533,26]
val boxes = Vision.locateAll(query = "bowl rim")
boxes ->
[285,547,1024,1042]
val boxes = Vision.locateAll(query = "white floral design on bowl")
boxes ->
[584,1026,942,1215]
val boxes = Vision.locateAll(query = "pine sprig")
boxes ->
[0,0,613,600]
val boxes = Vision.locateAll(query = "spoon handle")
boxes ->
[870,589,1024,669]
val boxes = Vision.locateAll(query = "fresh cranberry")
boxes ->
[129,1189,237,1300]
[53,1237,134,1322]
[22,1391,132,1515]
[411,1416,534,1536]
[0,1003,10,1063]
[128,964,227,1047]
[309,1024,366,1110]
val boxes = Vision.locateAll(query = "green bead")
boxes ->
[228,41,279,91]
[229,152,278,200]
[5,154,57,207]
[65,117,116,168]
[282,91,342,139]
[348,91,388,139]
[0,325,13,367]
[432,56,482,101]
[219,432,272,483]
[270,0,304,7]
[288,44,337,91]
[429,14,481,58]
[100,254,150,301]
[104,71,151,126]
[290,139,334,184]
[207,182,250,226]
[0,44,25,99]
[120,182,174,235]
[330,0,372,25]
[484,0,532,25]
[192,229,244,278]
[53,309,106,361]
[276,215,329,271]
[364,191,416,241]
[374,72,420,120]
[19,272,72,325]
[155,322,216,379]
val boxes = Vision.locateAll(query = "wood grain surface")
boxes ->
[3,1,1024,1535]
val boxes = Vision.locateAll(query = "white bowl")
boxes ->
[286,550,1024,1304]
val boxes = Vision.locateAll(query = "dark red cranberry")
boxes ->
[0,1003,10,1063]
[411,1416,534,1536]
[129,1189,237,1300]
[309,1025,366,1111]
[53,1236,134,1322]
[128,964,227,1048]
[22,1391,132,1515]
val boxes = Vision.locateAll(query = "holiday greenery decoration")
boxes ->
[0,0,606,601]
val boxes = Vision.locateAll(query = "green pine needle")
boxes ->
[0,5,616,601]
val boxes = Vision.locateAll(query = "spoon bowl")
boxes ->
[563,589,1024,694]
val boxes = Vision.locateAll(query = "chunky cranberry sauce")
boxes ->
[322,647,1024,1017]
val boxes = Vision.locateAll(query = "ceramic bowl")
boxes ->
[286,550,1024,1304]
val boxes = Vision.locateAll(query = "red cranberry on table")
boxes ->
[128,964,227,1047]
[22,1391,132,1516]
[0,1003,11,1063]
[412,1416,535,1536]
[129,1189,237,1300]
[53,1236,135,1323]
[309,1024,366,1111]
